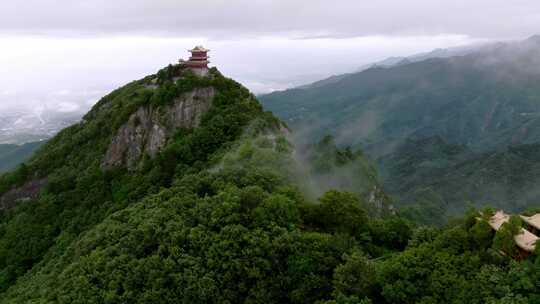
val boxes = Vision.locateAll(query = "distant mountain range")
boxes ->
[0,141,45,173]
[260,35,540,218]
[296,42,487,91]
[261,35,540,154]
[360,43,488,70]
[378,136,540,223]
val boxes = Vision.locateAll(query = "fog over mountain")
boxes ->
[2,2,540,302]
[260,35,540,221]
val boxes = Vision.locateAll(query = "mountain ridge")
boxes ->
[260,36,540,155]
[378,136,540,223]
[260,35,540,217]
[0,58,405,304]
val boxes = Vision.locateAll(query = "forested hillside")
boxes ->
[0,63,539,303]
[261,36,540,155]
[379,137,540,223]
[260,36,540,218]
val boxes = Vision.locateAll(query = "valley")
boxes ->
[261,35,540,221]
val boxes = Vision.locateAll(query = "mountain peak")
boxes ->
[0,53,282,209]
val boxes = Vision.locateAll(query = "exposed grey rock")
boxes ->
[103,87,215,169]
[0,178,47,210]
[367,184,394,215]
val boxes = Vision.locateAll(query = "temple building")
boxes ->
[487,210,539,259]
[521,213,540,235]
[181,46,210,76]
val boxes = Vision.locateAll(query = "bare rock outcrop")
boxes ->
[367,185,395,215]
[0,178,47,210]
[103,87,215,169]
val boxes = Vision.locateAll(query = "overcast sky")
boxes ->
[1,0,539,115]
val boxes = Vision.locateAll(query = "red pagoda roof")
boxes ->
[189,46,210,52]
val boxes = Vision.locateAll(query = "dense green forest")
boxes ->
[0,64,538,303]
[0,141,44,173]
[260,36,540,219]
[378,137,540,224]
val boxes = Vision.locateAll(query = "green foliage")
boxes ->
[469,220,494,250]
[332,250,376,299]
[523,208,540,216]
[493,216,522,257]
[480,207,497,221]
[261,43,540,222]
[0,66,278,293]
[0,146,386,304]
[507,215,523,235]
[252,194,300,227]
[381,136,540,223]
[312,191,368,236]
[0,62,539,303]
[374,221,540,304]
[368,216,412,251]
[261,41,540,156]
[407,226,440,248]
[534,241,540,262]
[320,295,373,304]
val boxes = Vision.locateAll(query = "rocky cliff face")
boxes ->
[103,87,215,169]
[367,184,394,215]
[0,178,47,210]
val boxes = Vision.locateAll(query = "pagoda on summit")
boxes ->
[181,46,210,76]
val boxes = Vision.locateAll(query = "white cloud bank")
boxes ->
[0,0,538,114]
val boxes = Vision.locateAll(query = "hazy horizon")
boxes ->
[2,1,540,116]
